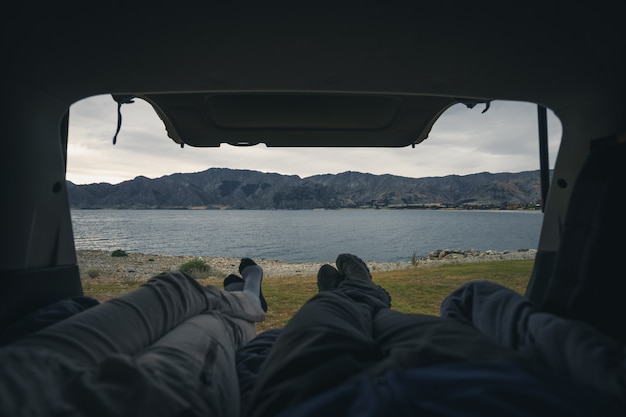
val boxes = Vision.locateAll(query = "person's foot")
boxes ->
[336,253,392,307]
[223,274,244,292]
[335,253,372,281]
[239,258,268,313]
[317,264,344,291]
[239,257,258,274]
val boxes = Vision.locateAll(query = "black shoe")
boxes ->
[223,274,244,292]
[238,258,268,313]
[336,254,391,307]
[317,264,344,291]
[335,254,372,282]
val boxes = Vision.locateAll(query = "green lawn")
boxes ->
[82,259,535,334]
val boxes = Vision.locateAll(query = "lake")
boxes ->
[70,209,543,263]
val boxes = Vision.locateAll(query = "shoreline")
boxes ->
[76,249,537,281]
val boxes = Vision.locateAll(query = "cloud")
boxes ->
[66,95,561,184]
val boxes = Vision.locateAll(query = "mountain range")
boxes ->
[67,168,547,210]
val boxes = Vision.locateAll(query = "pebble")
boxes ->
[77,249,536,282]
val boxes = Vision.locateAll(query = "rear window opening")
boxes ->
[67,94,561,313]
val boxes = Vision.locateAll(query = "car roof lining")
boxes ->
[137,92,463,147]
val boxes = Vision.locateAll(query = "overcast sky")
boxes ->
[66,94,562,185]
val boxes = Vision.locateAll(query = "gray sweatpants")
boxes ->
[0,270,265,417]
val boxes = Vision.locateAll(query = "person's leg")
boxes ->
[439,280,533,347]
[13,267,265,366]
[223,258,268,312]
[39,311,258,417]
[368,308,526,377]
[246,254,390,417]
[2,269,265,417]
[441,280,626,403]
[240,258,268,312]
[366,279,528,376]
[236,328,284,412]
[134,312,255,417]
[245,288,379,417]
[13,270,216,366]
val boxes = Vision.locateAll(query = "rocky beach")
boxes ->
[77,248,537,282]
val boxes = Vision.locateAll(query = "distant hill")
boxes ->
[67,168,547,210]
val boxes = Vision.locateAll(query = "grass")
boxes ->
[81,259,535,334]
[179,258,213,279]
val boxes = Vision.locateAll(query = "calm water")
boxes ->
[70,209,543,263]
